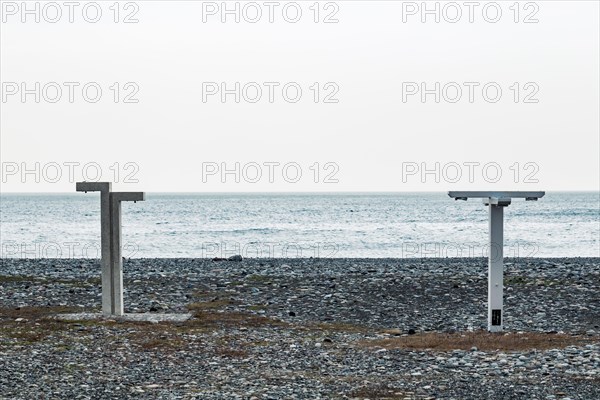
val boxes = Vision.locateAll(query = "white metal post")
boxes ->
[488,204,504,332]
[448,191,544,332]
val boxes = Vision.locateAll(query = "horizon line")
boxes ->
[1,190,598,195]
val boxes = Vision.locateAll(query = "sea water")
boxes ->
[1,192,598,258]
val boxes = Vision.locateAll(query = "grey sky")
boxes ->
[1,0,598,192]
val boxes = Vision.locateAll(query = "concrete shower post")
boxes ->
[76,182,113,315]
[110,192,145,316]
[77,182,144,316]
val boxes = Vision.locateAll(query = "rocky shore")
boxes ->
[1,257,599,399]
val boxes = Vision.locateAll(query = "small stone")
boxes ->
[288,311,296,317]
[470,346,478,352]
[408,328,416,335]
[228,255,243,262]
[383,328,402,336]
[145,384,160,389]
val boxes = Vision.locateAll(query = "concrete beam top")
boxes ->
[448,191,545,200]
[111,192,146,202]
[76,182,112,193]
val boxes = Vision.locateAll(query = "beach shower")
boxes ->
[76,182,145,316]
[448,191,545,332]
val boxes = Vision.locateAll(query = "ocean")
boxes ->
[1,192,598,259]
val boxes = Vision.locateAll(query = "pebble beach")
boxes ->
[1,257,599,399]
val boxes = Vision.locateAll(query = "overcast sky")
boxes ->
[1,0,598,192]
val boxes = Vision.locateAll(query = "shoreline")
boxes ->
[2,257,598,332]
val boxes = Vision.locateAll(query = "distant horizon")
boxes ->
[0,190,597,195]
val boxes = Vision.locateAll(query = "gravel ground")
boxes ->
[1,257,599,399]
